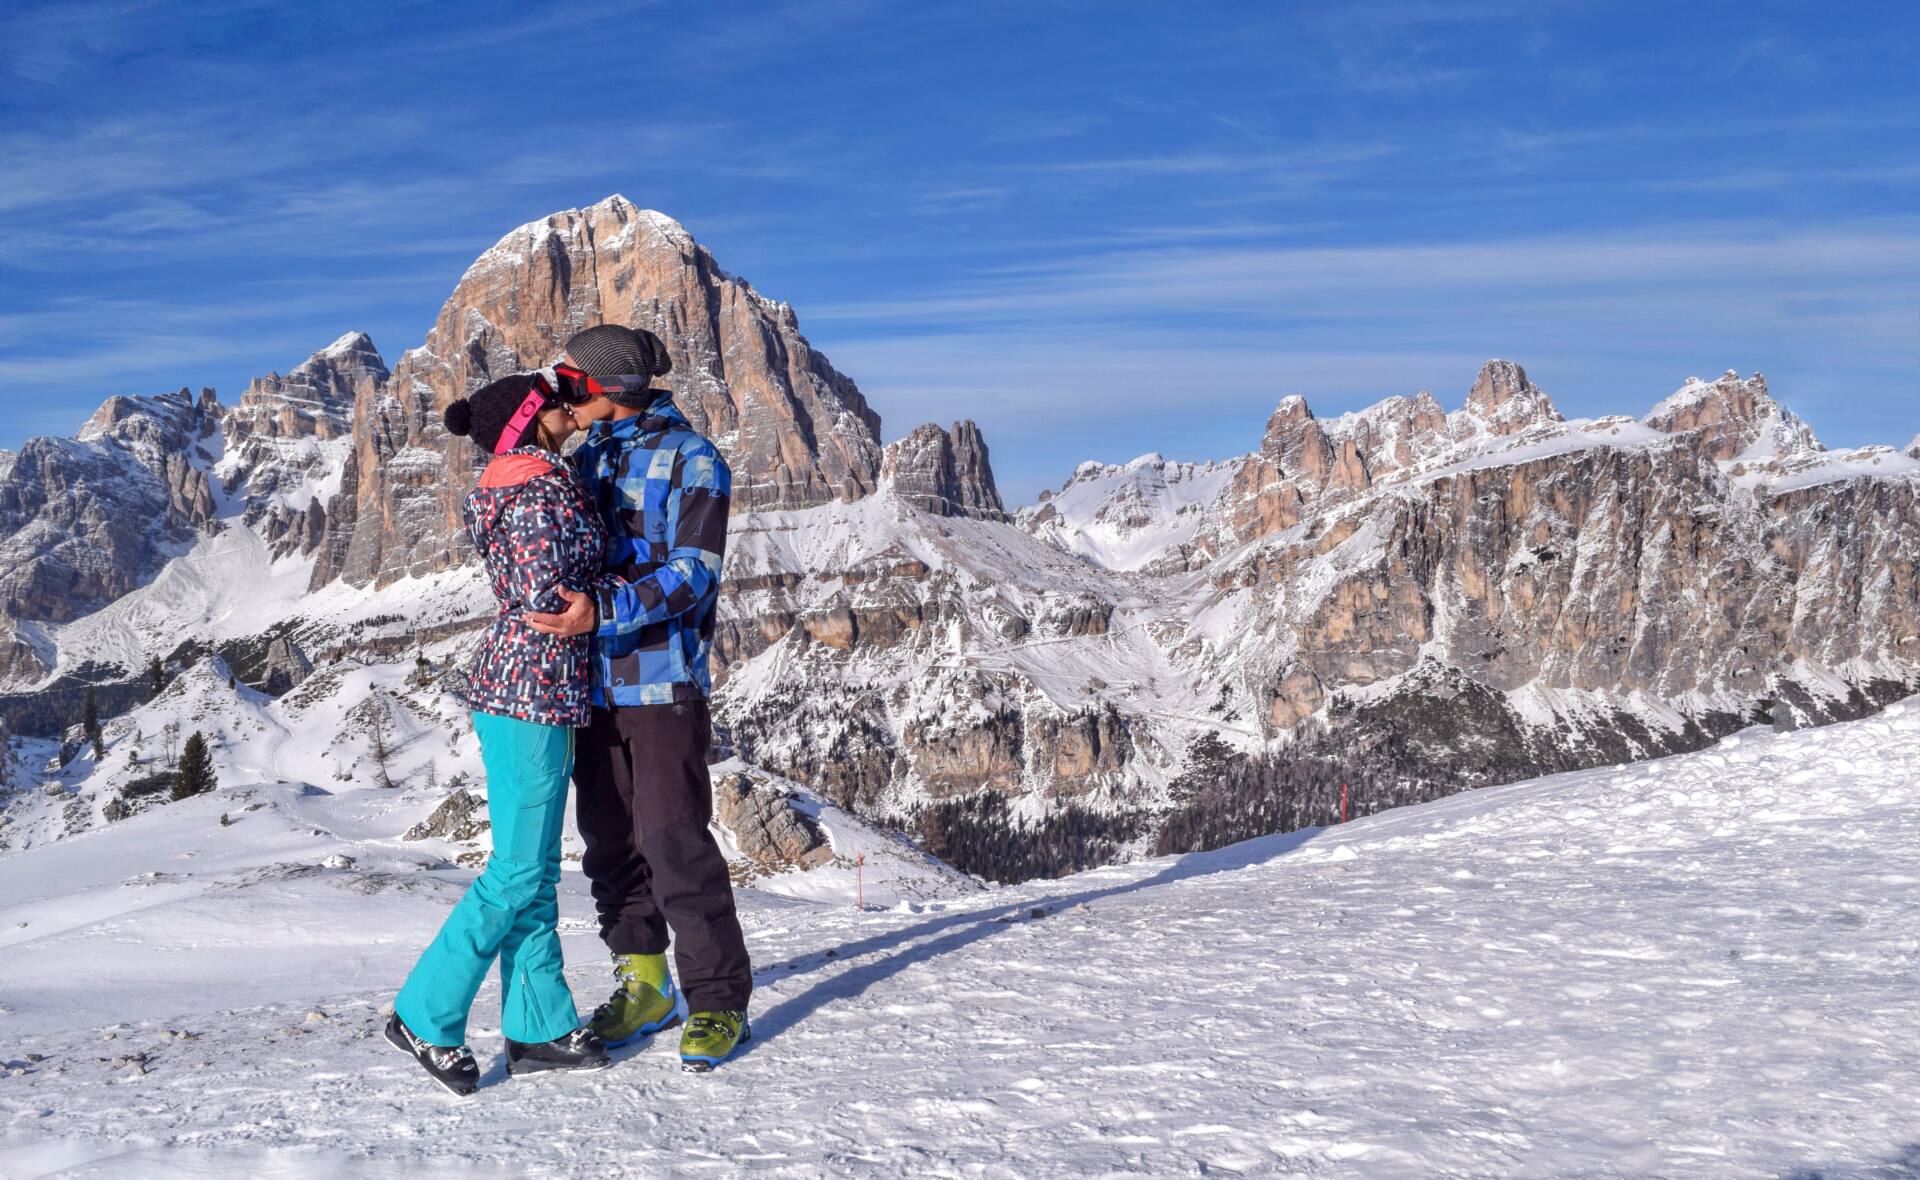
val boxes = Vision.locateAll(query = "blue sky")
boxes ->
[2,1,1916,503]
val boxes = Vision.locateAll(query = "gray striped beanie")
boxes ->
[565,325,673,407]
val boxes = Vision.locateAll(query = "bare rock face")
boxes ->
[260,638,314,696]
[1461,359,1562,437]
[226,334,386,558]
[1229,393,1379,538]
[711,771,833,870]
[233,333,381,443]
[0,388,222,624]
[311,196,886,589]
[403,788,489,842]
[1643,370,1820,462]
[0,618,51,683]
[880,421,1008,520]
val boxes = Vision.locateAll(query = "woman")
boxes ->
[384,370,617,1096]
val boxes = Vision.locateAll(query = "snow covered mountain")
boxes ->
[2,196,1917,881]
[1019,452,1237,572]
[6,696,1920,1176]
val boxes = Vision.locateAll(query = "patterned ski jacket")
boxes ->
[460,447,607,727]
[571,396,731,707]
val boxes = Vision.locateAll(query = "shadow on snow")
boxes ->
[739,824,1327,1059]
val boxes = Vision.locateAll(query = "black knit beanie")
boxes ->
[443,373,557,453]
[565,324,673,409]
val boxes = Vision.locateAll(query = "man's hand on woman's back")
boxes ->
[525,587,596,636]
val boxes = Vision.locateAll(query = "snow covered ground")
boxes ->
[6,702,1920,1177]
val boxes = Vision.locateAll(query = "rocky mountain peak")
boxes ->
[77,387,219,447]
[1260,394,1314,440]
[1644,369,1820,461]
[1257,395,1321,458]
[1462,359,1562,437]
[1907,433,1920,460]
[222,335,389,561]
[881,421,1008,521]
[236,333,386,441]
[311,196,889,589]
[316,331,389,378]
[1,385,220,636]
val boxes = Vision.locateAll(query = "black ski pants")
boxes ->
[574,699,752,1012]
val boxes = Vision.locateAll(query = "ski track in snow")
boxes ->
[7,706,1920,1177]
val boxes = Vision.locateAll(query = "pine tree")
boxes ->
[367,698,395,789]
[82,685,104,760]
[148,655,164,700]
[172,731,216,800]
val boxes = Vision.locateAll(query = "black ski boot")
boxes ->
[385,1013,479,1096]
[505,1027,612,1076]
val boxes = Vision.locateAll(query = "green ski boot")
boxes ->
[587,953,685,1047]
[679,1009,751,1072]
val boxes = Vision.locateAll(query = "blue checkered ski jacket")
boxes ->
[571,396,731,707]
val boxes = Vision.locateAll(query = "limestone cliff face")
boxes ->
[0,387,220,631]
[880,421,1008,521]
[1644,370,1820,462]
[711,350,1916,822]
[311,195,885,589]
[1024,360,1919,776]
[225,333,387,557]
[1461,358,1562,437]
[1220,438,1919,739]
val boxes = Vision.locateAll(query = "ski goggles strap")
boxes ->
[581,372,656,398]
[494,387,551,454]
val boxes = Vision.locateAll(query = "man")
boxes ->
[524,323,751,1073]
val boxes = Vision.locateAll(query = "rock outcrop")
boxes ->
[712,771,834,871]
[880,421,1008,520]
[403,788,489,842]
[1461,359,1562,437]
[310,196,886,589]
[260,638,314,696]
[1644,370,1820,462]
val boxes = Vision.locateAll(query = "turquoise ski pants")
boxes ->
[393,711,581,1046]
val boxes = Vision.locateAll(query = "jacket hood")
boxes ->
[467,446,573,536]
[479,448,562,488]
[594,395,692,443]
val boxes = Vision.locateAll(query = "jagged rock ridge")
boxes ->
[881,422,1008,521]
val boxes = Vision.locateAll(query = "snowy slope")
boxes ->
[6,700,1920,1177]
[1019,453,1237,572]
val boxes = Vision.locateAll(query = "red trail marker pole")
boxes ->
[1341,783,1349,823]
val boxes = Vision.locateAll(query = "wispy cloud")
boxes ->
[801,218,1920,500]
[809,222,1920,326]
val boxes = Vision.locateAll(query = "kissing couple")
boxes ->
[383,324,751,1095]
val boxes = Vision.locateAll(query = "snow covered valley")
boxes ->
[5,700,1920,1177]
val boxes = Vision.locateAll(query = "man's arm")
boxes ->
[592,444,729,638]
[525,443,729,637]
